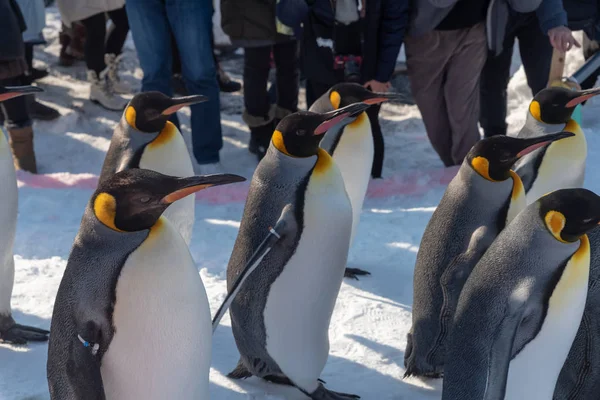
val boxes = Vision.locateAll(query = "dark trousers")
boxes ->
[0,76,31,129]
[81,7,130,74]
[480,13,553,137]
[127,0,222,164]
[243,41,299,120]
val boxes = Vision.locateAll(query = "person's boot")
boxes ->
[26,96,60,121]
[7,126,37,173]
[248,121,275,161]
[87,69,127,111]
[104,53,132,94]
[59,26,75,67]
[70,22,86,60]
[217,65,241,93]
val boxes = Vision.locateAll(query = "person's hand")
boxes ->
[548,26,581,52]
[364,80,391,93]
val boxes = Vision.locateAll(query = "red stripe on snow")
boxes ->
[16,166,459,204]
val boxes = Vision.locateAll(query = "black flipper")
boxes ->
[303,383,361,399]
[344,268,371,280]
[227,359,253,379]
[212,205,297,333]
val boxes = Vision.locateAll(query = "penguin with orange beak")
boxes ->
[100,91,208,245]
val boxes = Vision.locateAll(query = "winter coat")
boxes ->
[221,0,295,47]
[0,0,28,80]
[299,0,409,85]
[56,0,124,27]
[15,0,46,44]
[408,0,567,55]
[563,0,600,40]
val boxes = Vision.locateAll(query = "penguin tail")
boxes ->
[227,359,253,380]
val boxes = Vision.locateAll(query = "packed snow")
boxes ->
[1,9,599,400]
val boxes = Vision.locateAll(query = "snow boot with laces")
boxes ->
[104,53,132,94]
[87,69,127,111]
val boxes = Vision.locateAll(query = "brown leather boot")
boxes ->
[7,126,37,173]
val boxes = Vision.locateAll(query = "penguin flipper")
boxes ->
[227,359,253,379]
[213,204,297,332]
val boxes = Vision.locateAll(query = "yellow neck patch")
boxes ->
[314,148,333,175]
[272,130,293,156]
[471,156,495,181]
[509,170,524,200]
[125,106,137,130]
[147,121,177,149]
[349,112,367,128]
[564,119,582,136]
[545,210,568,243]
[572,234,590,263]
[529,100,542,122]
[329,91,341,109]
[93,193,124,232]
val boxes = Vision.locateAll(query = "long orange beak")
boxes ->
[0,85,43,102]
[161,95,209,115]
[161,173,245,203]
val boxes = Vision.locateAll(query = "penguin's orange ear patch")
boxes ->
[329,91,341,110]
[272,130,292,156]
[529,100,542,122]
[93,193,124,232]
[125,106,137,130]
[545,210,567,243]
[471,156,494,181]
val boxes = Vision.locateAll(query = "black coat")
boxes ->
[300,0,409,85]
[0,0,26,62]
[563,0,600,40]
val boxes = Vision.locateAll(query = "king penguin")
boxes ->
[310,83,402,252]
[442,188,600,400]
[99,91,207,245]
[511,86,600,204]
[554,222,600,399]
[47,168,245,399]
[0,85,49,344]
[225,102,369,400]
[404,132,574,378]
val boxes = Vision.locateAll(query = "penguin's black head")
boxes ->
[467,132,575,181]
[531,86,600,124]
[125,91,208,132]
[328,82,404,109]
[272,102,370,157]
[0,85,43,102]
[538,188,600,243]
[92,169,245,232]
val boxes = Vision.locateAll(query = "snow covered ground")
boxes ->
[1,9,600,399]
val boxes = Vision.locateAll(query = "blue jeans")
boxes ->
[126,0,222,164]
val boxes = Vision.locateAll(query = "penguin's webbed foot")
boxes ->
[344,268,371,280]
[227,358,253,380]
[0,323,49,345]
[309,384,360,399]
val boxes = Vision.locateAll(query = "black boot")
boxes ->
[27,97,60,121]
[249,121,275,161]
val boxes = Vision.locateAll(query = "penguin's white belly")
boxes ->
[139,136,195,245]
[526,129,586,204]
[101,217,211,400]
[263,163,352,392]
[0,129,17,315]
[332,122,373,245]
[505,247,590,400]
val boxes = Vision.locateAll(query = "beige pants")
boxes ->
[405,23,487,166]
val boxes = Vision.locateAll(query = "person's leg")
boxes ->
[273,40,299,118]
[518,14,553,95]
[445,23,487,165]
[168,0,222,164]
[580,32,600,91]
[0,76,37,173]
[366,104,384,178]
[479,33,514,137]
[305,79,331,109]
[80,13,107,74]
[106,7,130,56]
[243,45,274,159]
[404,31,454,166]
[126,0,179,126]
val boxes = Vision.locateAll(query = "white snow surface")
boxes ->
[1,12,599,399]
